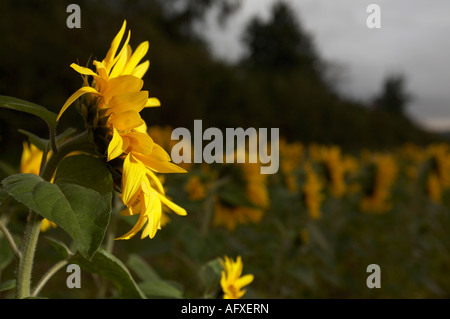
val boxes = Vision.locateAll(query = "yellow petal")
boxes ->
[93,60,109,79]
[145,191,162,239]
[109,110,144,131]
[146,169,165,194]
[126,132,155,156]
[122,153,146,205]
[109,33,131,75]
[107,127,128,161]
[103,20,127,71]
[148,158,187,173]
[57,86,100,121]
[132,151,187,173]
[109,44,130,78]
[70,63,98,77]
[115,210,147,240]
[152,188,187,216]
[131,60,149,79]
[235,274,254,289]
[122,41,149,75]
[145,97,161,107]
[107,91,148,114]
[102,75,144,102]
[150,143,171,162]
[135,122,148,134]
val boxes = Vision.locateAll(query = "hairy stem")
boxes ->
[0,217,21,260]
[32,259,69,297]
[15,211,42,299]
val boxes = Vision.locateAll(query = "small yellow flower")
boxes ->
[40,218,57,232]
[20,142,57,232]
[20,142,42,176]
[220,256,254,299]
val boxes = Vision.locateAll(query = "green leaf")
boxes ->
[18,129,49,151]
[71,249,146,299]
[2,173,110,259]
[0,280,15,293]
[126,254,184,299]
[44,236,74,259]
[0,95,57,131]
[54,154,113,196]
[199,258,223,290]
[19,127,78,153]
[127,254,160,282]
[138,280,184,299]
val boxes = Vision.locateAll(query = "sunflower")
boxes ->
[213,160,269,231]
[360,154,397,214]
[220,256,254,299]
[58,20,187,239]
[302,162,324,220]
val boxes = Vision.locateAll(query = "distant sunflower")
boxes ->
[360,154,397,214]
[220,256,254,299]
[213,159,270,231]
[302,162,324,220]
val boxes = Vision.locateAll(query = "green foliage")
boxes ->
[126,254,184,299]
[71,249,146,299]
[1,154,113,260]
[0,95,57,131]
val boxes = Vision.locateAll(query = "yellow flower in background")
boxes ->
[427,172,442,204]
[213,159,269,231]
[40,218,57,232]
[241,162,270,210]
[20,142,42,176]
[220,256,254,299]
[213,204,263,231]
[302,163,324,220]
[20,142,57,232]
[310,145,346,198]
[279,139,303,193]
[360,154,398,214]
[427,144,450,188]
[185,175,206,201]
[399,143,425,181]
[59,20,187,240]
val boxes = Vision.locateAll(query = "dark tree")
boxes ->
[241,1,321,75]
[374,74,411,116]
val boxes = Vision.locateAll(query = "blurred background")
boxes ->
[1,0,450,299]
[1,0,448,163]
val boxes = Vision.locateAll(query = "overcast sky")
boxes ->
[199,0,450,132]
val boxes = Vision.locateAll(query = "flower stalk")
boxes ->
[14,131,94,299]
[15,210,42,299]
